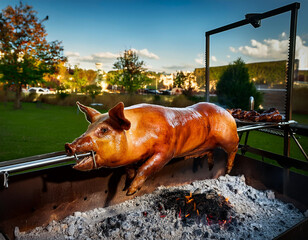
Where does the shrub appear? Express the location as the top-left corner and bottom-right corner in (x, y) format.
(216, 58), (263, 110)
(85, 84), (102, 100)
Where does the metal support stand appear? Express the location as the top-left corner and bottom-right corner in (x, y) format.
(205, 3), (302, 196)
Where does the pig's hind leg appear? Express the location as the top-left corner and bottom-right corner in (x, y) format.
(127, 153), (171, 195)
(226, 146), (238, 174)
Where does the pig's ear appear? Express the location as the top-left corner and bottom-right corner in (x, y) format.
(76, 101), (101, 123)
(108, 102), (131, 130)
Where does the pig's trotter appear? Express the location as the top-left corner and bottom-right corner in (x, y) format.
(127, 153), (170, 195)
(124, 166), (136, 191)
(226, 147), (238, 174)
(207, 151), (214, 171)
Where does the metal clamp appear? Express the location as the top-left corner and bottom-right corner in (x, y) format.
(91, 151), (97, 169)
(2, 171), (9, 188)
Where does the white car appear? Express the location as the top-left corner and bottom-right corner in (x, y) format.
(27, 87), (50, 94)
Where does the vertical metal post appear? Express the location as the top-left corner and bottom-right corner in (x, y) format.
(284, 5), (299, 158)
(283, 4), (299, 196)
(205, 33), (210, 102)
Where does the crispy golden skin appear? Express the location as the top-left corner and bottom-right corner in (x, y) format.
(65, 102), (239, 195)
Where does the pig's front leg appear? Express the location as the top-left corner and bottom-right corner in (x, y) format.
(127, 153), (171, 195)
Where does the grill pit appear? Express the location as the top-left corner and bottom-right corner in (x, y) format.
(16, 175), (304, 240)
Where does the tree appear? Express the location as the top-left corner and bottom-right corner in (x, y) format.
(174, 71), (187, 88)
(0, 2), (66, 108)
(113, 49), (151, 93)
(70, 65), (87, 92)
(216, 58), (262, 110)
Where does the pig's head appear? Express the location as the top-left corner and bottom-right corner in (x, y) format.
(65, 101), (131, 171)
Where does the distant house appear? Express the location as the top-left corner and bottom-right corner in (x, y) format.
(159, 73), (175, 89)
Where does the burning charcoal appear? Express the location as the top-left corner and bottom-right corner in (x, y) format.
(227, 225), (234, 232)
(203, 231), (209, 238)
(230, 217), (238, 226)
(226, 183), (234, 192)
(17, 176), (305, 240)
(46, 224), (53, 232)
(180, 231), (191, 240)
(287, 203), (295, 210)
(74, 211), (82, 218)
(122, 221), (131, 231)
(193, 188), (202, 195)
(174, 220), (180, 229)
(68, 224), (75, 236)
(279, 220), (285, 226)
(211, 224), (220, 233)
(193, 229), (203, 237)
(123, 232), (132, 239)
(251, 223), (261, 231)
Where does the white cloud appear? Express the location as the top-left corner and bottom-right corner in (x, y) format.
(71, 49), (159, 64)
(296, 36), (308, 70)
(163, 64), (194, 71)
(78, 52), (119, 63)
(227, 55), (231, 58)
(65, 51), (80, 57)
(229, 46), (237, 53)
(92, 52), (119, 59)
(195, 53), (203, 65)
(65, 48), (160, 70)
(211, 56), (217, 62)
(230, 34), (308, 70)
(281, 32), (287, 38)
(130, 48), (159, 60)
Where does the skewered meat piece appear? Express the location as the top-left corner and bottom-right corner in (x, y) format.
(259, 108), (281, 122)
(227, 108), (241, 115)
(228, 107), (282, 122)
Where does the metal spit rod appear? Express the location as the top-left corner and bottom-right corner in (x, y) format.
(0, 152), (91, 173)
(0, 120), (296, 188)
(0, 152), (92, 187)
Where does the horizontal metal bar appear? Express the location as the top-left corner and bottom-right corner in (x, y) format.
(237, 120), (296, 133)
(206, 19), (249, 36)
(0, 153), (89, 174)
(0, 151), (66, 168)
(237, 123), (279, 132)
(206, 2), (300, 36)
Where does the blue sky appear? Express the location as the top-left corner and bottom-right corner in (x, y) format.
(1, 0), (308, 72)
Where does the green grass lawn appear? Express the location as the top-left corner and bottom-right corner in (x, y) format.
(239, 112), (308, 162)
(0, 102), (98, 161)
(293, 113), (308, 125)
(239, 131), (308, 161)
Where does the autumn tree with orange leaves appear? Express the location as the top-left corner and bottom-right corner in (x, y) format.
(0, 2), (66, 108)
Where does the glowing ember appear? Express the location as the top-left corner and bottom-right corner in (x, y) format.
(156, 189), (232, 225)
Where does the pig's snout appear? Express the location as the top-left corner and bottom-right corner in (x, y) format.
(65, 143), (75, 156)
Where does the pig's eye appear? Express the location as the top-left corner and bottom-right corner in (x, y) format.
(101, 127), (109, 134)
